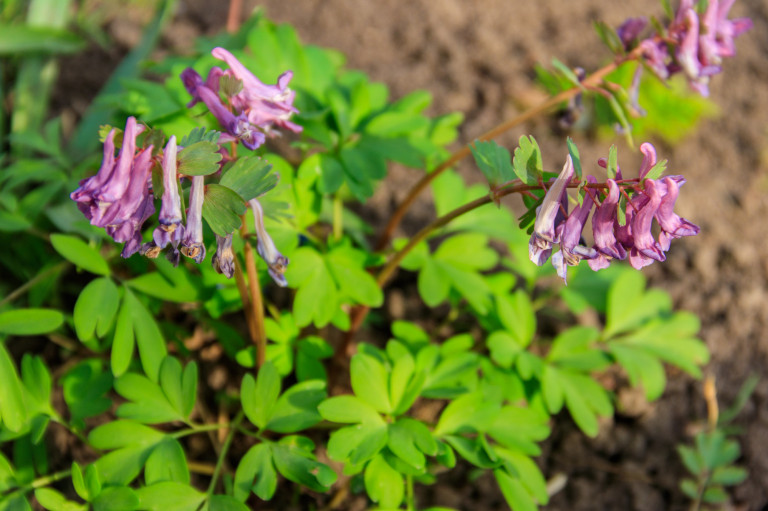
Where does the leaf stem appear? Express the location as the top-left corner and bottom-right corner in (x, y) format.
(333, 193), (343, 241)
(405, 474), (415, 511)
(3, 469), (71, 499)
(172, 422), (233, 439)
(207, 410), (244, 496)
(0, 261), (69, 308)
(374, 58), (625, 251)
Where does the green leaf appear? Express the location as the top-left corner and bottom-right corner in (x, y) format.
(0, 25), (84, 55)
(606, 145), (619, 180)
(512, 135), (543, 185)
(387, 421), (426, 470)
(208, 495), (250, 511)
(286, 247), (338, 328)
(241, 363), (280, 430)
(364, 455), (404, 509)
(122, 291), (167, 382)
(202, 184), (246, 236)
(318, 395), (383, 424)
(496, 448), (549, 505)
(470, 140), (515, 187)
(73, 278), (119, 342)
(179, 127), (220, 146)
(0, 308), (64, 336)
(271, 444), (336, 492)
(234, 443), (276, 502)
(135, 482), (205, 511)
(643, 159), (667, 182)
(84, 464), (102, 502)
(327, 423), (388, 464)
(326, 247), (383, 307)
(266, 380), (326, 433)
(91, 486), (140, 511)
(551, 58), (584, 89)
(710, 466), (747, 486)
(219, 156), (277, 202)
(145, 439), (189, 484)
(61, 360), (113, 427)
(435, 392), (500, 435)
(125, 269), (200, 304)
(593, 20), (625, 55)
(495, 469), (537, 511)
(177, 141), (223, 176)
(111, 293), (135, 377)
(351, 354), (391, 414)
(50, 234), (109, 276)
(89, 421), (164, 450)
(34, 488), (87, 511)
(566, 137), (582, 179)
(0, 342), (27, 432)
(501, 290), (536, 348)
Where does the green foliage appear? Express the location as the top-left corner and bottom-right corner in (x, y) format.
(0, 5), (724, 511)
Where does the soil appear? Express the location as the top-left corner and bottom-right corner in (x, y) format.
(52, 0), (768, 510)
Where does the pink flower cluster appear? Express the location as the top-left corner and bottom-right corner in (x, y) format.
(529, 143), (699, 283)
(624, 0), (752, 96)
(181, 47), (302, 150)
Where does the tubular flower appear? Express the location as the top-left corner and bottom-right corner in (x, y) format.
(528, 143), (699, 282)
(551, 180), (597, 284)
(250, 199), (289, 287)
(153, 136), (184, 248)
(529, 155), (574, 266)
(180, 176), (206, 264)
(212, 234), (235, 279)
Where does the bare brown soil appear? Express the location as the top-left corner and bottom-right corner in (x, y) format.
(56, 0), (768, 509)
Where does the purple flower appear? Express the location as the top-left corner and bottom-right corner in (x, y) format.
(212, 234), (235, 279)
(182, 68), (266, 150)
(590, 179), (627, 262)
(617, 17), (648, 48)
(529, 155), (573, 266)
(630, 179), (667, 266)
(656, 176), (700, 250)
(180, 176), (206, 264)
(211, 47), (302, 135)
(153, 136), (185, 248)
(551, 180), (597, 284)
(250, 199), (288, 287)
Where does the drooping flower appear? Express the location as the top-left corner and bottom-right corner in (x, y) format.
(212, 234), (235, 279)
(250, 199), (288, 287)
(180, 176), (206, 264)
(656, 176), (700, 250)
(529, 155), (574, 266)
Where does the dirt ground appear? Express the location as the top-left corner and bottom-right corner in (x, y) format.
(60, 0), (768, 509)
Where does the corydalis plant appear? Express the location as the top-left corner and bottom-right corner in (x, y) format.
(528, 142), (699, 283)
(71, 48), (297, 286)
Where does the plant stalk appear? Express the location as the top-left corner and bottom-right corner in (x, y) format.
(207, 411), (244, 496)
(374, 59), (624, 251)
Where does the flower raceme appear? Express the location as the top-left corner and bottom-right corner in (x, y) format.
(528, 143), (699, 283)
(621, 0), (751, 96)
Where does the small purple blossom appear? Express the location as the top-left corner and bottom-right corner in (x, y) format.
(153, 136), (184, 248)
(551, 179), (597, 284)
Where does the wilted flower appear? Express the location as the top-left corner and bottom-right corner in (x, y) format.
(212, 234), (235, 279)
(250, 199), (288, 287)
(551, 178), (597, 284)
